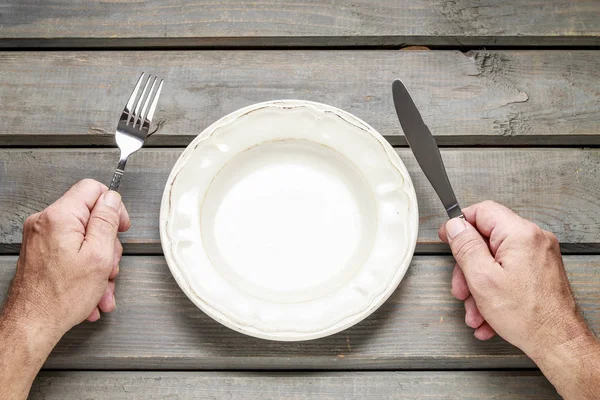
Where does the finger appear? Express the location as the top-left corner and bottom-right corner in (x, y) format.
(440, 218), (493, 253)
(474, 321), (496, 341)
(464, 295), (485, 329)
(98, 280), (116, 313)
(439, 223), (448, 243)
(87, 307), (101, 322)
(23, 212), (41, 230)
(81, 191), (122, 265)
(22, 212), (41, 241)
(110, 238), (123, 279)
(53, 179), (108, 229)
(451, 264), (470, 300)
(119, 202), (131, 232)
(462, 201), (529, 254)
(445, 217), (501, 280)
(110, 264), (120, 280)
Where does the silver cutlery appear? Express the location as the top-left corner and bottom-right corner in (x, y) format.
(392, 79), (463, 219)
(109, 73), (164, 191)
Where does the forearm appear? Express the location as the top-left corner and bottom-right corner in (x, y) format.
(530, 321), (600, 400)
(0, 300), (62, 400)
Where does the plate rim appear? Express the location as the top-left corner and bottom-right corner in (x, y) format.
(160, 99), (419, 341)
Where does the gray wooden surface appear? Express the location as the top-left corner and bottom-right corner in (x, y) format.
(29, 371), (559, 399)
(0, 1), (598, 48)
(2, 148), (599, 254)
(0, 51), (598, 146)
(1, 255), (597, 370)
(2, 1), (599, 396)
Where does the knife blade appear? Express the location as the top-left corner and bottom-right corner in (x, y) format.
(392, 79), (463, 219)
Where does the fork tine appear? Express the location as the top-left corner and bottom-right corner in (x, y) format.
(125, 73), (145, 115)
(145, 79), (164, 126)
(132, 75), (152, 127)
(139, 77), (157, 129)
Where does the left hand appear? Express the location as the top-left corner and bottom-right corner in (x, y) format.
(2, 179), (130, 338)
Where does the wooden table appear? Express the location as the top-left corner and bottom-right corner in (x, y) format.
(0, 1), (598, 398)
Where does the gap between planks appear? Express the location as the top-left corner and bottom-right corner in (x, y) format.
(2, 148), (600, 256)
(0, 255), (597, 370)
(0, 50), (598, 147)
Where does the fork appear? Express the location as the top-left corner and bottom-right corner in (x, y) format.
(109, 73), (164, 191)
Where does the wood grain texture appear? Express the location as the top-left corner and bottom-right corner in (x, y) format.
(0, 51), (598, 146)
(0, 1), (598, 47)
(0, 255), (598, 369)
(30, 371), (559, 399)
(1, 148), (600, 254)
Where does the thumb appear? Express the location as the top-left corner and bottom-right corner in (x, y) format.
(83, 191), (122, 255)
(445, 217), (498, 278)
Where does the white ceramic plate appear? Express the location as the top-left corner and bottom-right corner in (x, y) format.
(160, 100), (418, 341)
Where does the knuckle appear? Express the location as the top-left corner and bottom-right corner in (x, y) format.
(543, 230), (560, 248)
(465, 311), (480, 328)
(31, 219), (44, 235)
(546, 231), (559, 243)
(78, 178), (103, 190)
(520, 223), (545, 244)
(110, 263), (120, 279)
(115, 239), (123, 255)
(451, 285), (468, 300)
(39, 206), (63, 227)
(23, 214), (37, 231)
(80, 178), (97, 185)
(104, 303), (116, 313)
(72, 178), (107, 199)
(480, 200), (499, 209)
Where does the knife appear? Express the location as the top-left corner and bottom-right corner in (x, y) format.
(392, 79), (463, 219)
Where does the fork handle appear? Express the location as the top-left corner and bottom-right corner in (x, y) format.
(109, 158), (128, 192)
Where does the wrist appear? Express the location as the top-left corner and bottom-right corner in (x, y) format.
(528, 315), (599, 383)
(0, 300), (64, 400)
(1, 295), (65, 352)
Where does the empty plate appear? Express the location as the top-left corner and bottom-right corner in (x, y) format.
(160, 100), (418, 341)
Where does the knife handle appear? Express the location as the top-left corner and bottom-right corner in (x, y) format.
(447, 204), (464, 220)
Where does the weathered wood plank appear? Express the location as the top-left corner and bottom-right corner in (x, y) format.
(0, 51), (598, 146)
(1, 255), (597, 369)
(30, 371), (559, 399)
(1, 1), (598, 48)
(1, 148), (599, 254)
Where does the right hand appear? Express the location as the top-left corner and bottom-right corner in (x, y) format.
(438, 201), (595, 361)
